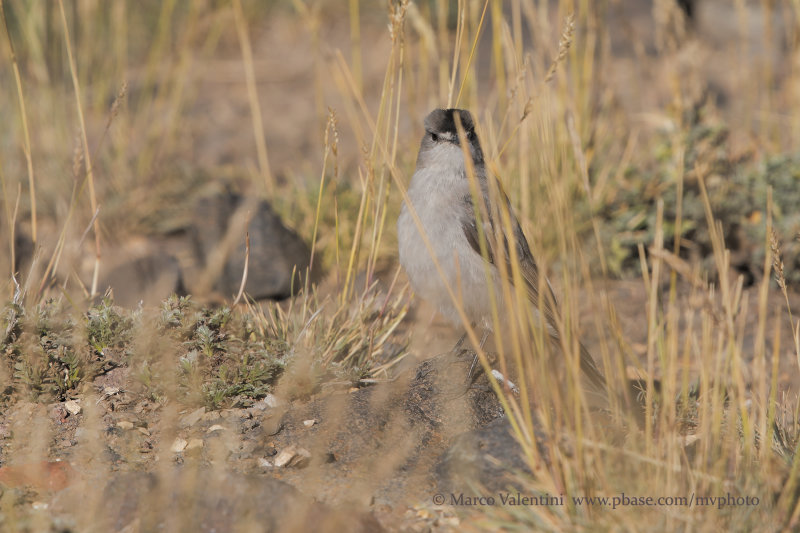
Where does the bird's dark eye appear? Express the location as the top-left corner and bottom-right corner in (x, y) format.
(430, 132), (439, 142)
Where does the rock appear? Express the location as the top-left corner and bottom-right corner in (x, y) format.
(179, 407), (206, 428)
(272, 445), (311, 468)
(303, 419), (316, 427)
(206, 424), (225, 434)
(64, 400), (81, 416)
(273, 446), (298, 468)
(263, 352), (505, 503)
(116, 421), (134, 430)
(402, 353), (505, 431)
(171, 438), (188, 453)
(96, 245), (185, 308)
(435, 416), (545, 496)
(191, 192), (311, 300)
(288, 447), (312, 468)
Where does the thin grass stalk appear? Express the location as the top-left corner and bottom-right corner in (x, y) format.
(490, 0), (506, 106)
(58, 0), (101, 298)
(645, 199), (665, 454)
(366, 2), (407, 287)
(309, 110), (339, 276)
(454, 0), (489, 107)
(446, 0), (466, 107)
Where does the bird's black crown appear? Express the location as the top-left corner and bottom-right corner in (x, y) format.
(424, 108), (476, 136)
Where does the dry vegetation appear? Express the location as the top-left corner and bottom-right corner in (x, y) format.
(1, 0), (800, 531)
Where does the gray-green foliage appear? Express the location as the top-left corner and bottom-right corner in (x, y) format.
(595, 119), (800, 284)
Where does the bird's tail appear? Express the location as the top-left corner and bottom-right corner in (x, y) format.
(579, 341), (607, 391)
(576, 340), (644, 424)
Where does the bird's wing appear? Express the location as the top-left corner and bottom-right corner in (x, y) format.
(459, 186), (559, 331)
(460, 183), (607, 391)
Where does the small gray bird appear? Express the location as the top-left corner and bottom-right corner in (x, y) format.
(397, 108), (608, 396)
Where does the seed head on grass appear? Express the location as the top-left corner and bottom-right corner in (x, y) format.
(771, 227), (800, 375)
(388, 0), (409, 43)
(771, 228), (787, 291)
(106, 81), (128, 130)
(324, 107), (340, 179)
(72, 133), (84, 181)
(543, 13), (575, 83)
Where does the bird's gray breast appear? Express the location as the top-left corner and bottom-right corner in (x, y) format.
(397, 167), (496, 325)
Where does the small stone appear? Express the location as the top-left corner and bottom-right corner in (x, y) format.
(288, 447), (311, 468)
(64, 400), (81, 416)
(303, 419), (316, 427)
(179, 407), (206, 428)
(103, 386), (120, 397)
(32, 501), (48, 510)
(116, 421), (134, 430)
(137, 427), (151, 436)
(186, 438), (204, 451)
(257, 458), (273, 468)
(273, 446), (297, 468)
(207, 424), (225, 434)
(171, 437), (188, 453)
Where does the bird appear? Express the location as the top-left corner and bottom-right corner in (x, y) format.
(397, 108), (609, 402)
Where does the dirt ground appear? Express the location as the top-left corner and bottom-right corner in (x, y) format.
(2, 273), (799, 530)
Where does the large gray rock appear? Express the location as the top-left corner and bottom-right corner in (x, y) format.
(192, 192), (311, 300)
(98, 251), (185, 307)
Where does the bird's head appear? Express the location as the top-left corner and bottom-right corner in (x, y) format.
(416, 108), (484, 171)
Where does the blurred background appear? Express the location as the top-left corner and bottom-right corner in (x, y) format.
(2, 0), (798, 298)
(2, 0), (800, 531)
